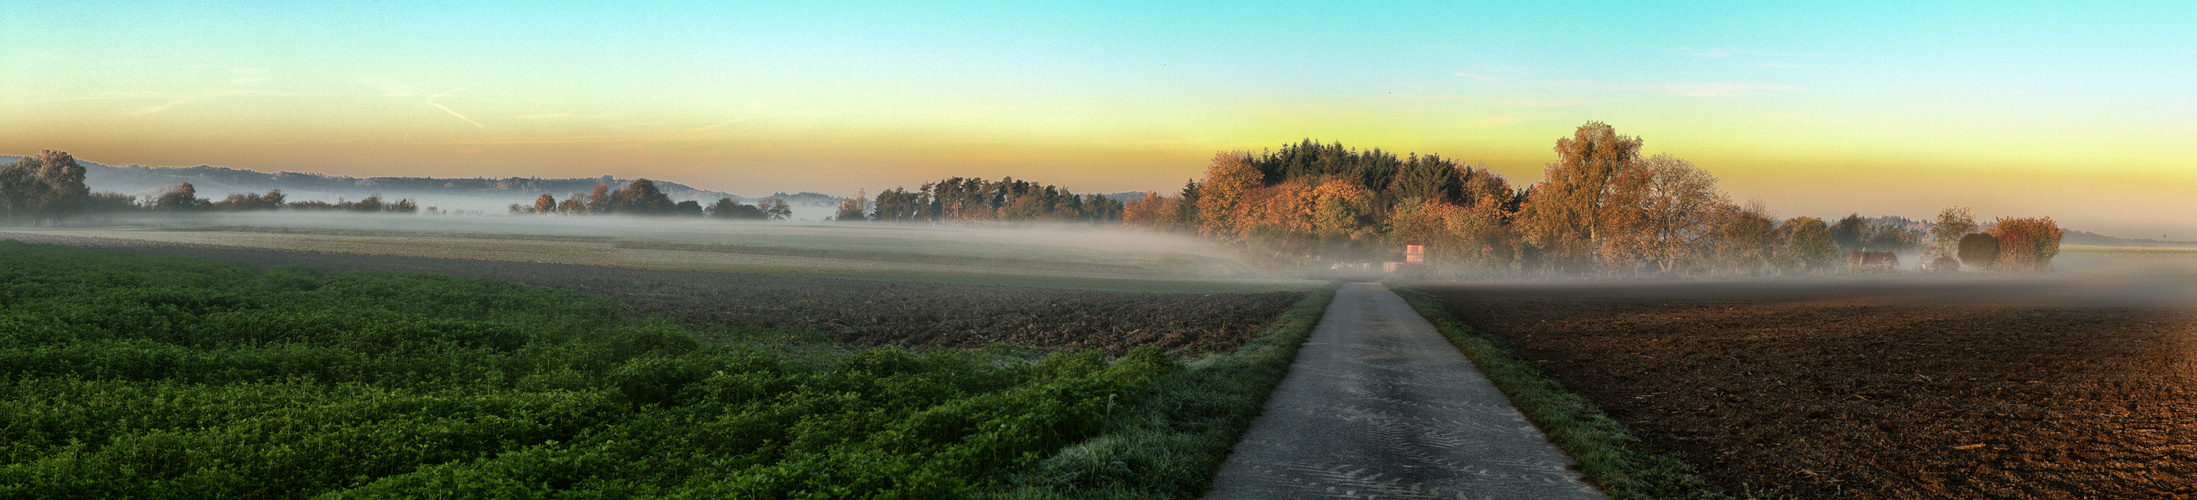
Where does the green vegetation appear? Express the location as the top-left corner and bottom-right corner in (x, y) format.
(1386, 283), (1730, 500)
(0, 241), (1195, 498)
(984, 284), (1336, 499)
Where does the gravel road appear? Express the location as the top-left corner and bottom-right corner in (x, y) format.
(1205, 282), (1603, 499)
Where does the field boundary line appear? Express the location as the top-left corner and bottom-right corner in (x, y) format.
(979, 283), (1341, 499)
(1386, 283), (1740, 500)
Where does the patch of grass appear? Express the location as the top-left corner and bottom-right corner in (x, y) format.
(1387, 283), (1733, 500)
(980, 284), (1340, 499)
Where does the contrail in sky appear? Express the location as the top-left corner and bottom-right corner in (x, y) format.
(425, 89), (486, 129)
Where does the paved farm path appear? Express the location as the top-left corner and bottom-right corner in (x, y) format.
(1205, 282), (1604, 499)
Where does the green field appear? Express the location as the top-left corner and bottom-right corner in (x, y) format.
(14, 212), (1320, 293)
(0, 242), (1334, 498)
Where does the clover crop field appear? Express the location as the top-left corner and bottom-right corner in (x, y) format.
(0, 242), (1205, 498)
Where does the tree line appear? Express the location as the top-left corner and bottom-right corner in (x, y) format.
(837, 176), (1126, 223)
(1124, 122), (2064, 275)
(4, 151), (443, 218)
(144, 182), (424, 213)
(6, 139), (2068, 273)
(507, 178), (794, 220)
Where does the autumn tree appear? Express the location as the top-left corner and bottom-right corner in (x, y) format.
(556, 193), (588, 214)
(1122, 192), (1174, 227)
(760, 198), (792, 220)
(2, 150), (91, 224)
(833, 189), (869, 222)
(1930, 207), (1978, 257)
(211, 190), (286, 211)
(1866, 220), (1921, 252)
(1389, 197), (1511, 267)
(1596, 154), (1726, 273)
(1311, 179), (1375, 240)
(609, 179), (676, 214)
(1776, 216), (1841, 274)
(708, 198), (766, 219)
(1712, 202), (1779, 275)
(1991, 217), (2064, 271)
(1196, 152), (1261, 237)
(1521, 122), (1643, 270)
(0, 161), (30, 223)
(1460, 166), (1518, 216)
(152, 182), (207, 211)
(585, 185), (612, 213)
(533, 194), (556, 214)
(1823, 214), (1866, 252)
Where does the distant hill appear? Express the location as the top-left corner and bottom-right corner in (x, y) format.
(1103, 191), (1148, 204)
(2062, 230), (2197, 249)
(0, 155), (825, 210)
(766, 191), (845, 207)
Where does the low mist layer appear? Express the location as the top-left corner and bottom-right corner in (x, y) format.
(15, 211), (1314, 292)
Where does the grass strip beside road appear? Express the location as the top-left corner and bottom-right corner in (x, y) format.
(985, 284), (1340, 499)
(1387, 283), (1733, 500)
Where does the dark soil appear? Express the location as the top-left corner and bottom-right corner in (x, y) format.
(1420, 278), (2197, 500)
(6, 233), (1302, 355)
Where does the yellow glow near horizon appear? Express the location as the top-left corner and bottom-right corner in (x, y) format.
(4, 2), (2193, 238)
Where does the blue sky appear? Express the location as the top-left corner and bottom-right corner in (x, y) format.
(5, 1), (2193, 236)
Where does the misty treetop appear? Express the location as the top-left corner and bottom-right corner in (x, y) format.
(706, 196), (793, 220)
(852, 176), (1126, 223)
(1, 150), (93, 225)
(139, 182), (421, 213)
(82, 161), (740, 204)
(509, 178), (792, 220)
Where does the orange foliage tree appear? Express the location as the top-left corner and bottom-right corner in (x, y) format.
(1597, 154), (1727, 273)
(1990, 217), (2064, 271)
(1311, 179), (1375, 239)
(1196, 152), (1261, 238)
(532, 194), (556, 214)
(1520, 122), (1644, 271)
(1122, 191), (1175, 227)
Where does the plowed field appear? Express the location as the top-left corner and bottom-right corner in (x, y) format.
(1421, 277), (2197, 499)
(8, 233), (1303, 355)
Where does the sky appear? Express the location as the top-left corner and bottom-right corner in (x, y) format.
(4, 1), (2193, 238)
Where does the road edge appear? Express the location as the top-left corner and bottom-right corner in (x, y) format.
(980, 283), (1341, 499)
(1386, 282), (1735, 500)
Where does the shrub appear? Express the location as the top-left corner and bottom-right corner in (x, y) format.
(1991, 217), (2064, 271)
(1958, 233), (1999, 269)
